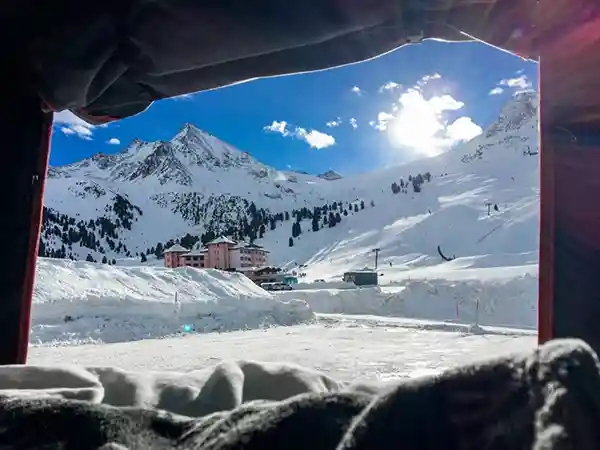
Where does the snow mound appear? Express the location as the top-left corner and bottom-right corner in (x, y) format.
(32, 258), (314, 345)
(277, 273), (537, 329)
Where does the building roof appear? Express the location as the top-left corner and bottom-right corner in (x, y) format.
(245, 243), (268, 251)
(206, 236), (236, 246)
(163, 244), (189, 253)
(181, 249), (208, 256)
(345, 270), (377, 275)
(230, 243), (270, 253)
(237, 265), (279, 273)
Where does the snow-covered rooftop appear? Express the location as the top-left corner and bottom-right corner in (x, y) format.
(181, 249), (208, 256)
(206, 236), (236, 245)
(231, 242), (269, 252)
(163, 244), (189, 253)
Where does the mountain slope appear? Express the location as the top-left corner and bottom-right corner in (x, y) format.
(261, 91), (539, 278)
(43, 92), (539, 279)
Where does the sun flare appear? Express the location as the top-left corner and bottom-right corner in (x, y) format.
(374, 75), (482, 159)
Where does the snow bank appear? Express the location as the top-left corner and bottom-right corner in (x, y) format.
(32, 258), (314, 345)
(293, 281), (357, 291)
(277, 274), (537, 329)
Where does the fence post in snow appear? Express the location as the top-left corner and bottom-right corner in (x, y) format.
(174, 291), (181, 315)
(475, 298), (480, 327)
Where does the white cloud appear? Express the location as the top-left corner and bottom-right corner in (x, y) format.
(349, 118), (358, 130)
(428, 95), (464, 113)
(54, 111), (95, 140)
(107, 138), (121, 145)
(263, 121), (335, 149)
(370, 75), (482, 156)
(351, 86), (363, 95)
(379, 82), (401, 93)
(488, 73), (533, 97)
(326, 118), (342, 128)
(263, 120), (290, 136)
(295, 128), (336, 149)
(416, 73), (441, 88)
(372, 112), (394, 131)
(499, 75), (533, 92)
(446, 117), (483, 142)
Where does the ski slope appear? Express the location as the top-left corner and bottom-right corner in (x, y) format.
(258, 92), (539, 279)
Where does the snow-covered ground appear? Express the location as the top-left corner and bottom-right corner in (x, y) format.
(29, 314), (536, 382)
(31, 258), (313, 345)
(280, 278), (537, 329)
(30, 256), (537, 346)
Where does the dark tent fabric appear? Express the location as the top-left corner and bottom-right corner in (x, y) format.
(1, 0), (600, 363)
(0, 339), (599, 449)
(7, 0), (539, 122)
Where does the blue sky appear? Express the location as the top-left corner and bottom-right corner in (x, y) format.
(51, 40), (538, 175)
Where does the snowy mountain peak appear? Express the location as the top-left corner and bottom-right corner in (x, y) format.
(485, 90), (538, 138)
(172, 122), (204, 141)
(49, 123), (277, 186)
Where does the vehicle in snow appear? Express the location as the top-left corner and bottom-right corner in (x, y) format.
(261, 282), (293, 291)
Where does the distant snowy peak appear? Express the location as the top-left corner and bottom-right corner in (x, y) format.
(170, 123), (259, 170)
(485, 91), (538, 138)
(317, 170), (343, 181)
(48, 123), (272, 186)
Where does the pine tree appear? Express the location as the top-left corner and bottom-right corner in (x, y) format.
(141, 252), (147, 263)
(102, 255), (108, 264)
(312, 215), (320, 232)
(328, 211), (336, 228)
(360, 200), (365, 210)
(154, 242), (164, 259)
(86, 254), (94, 262)
(412, 178), (422, 193)
(288, 237), (294, 247)
(112, 259), (116, 265)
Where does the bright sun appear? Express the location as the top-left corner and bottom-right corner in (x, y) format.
(374, 75), (482, 159)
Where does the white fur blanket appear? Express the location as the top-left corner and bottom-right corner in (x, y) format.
(0, 339), (598, 449)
